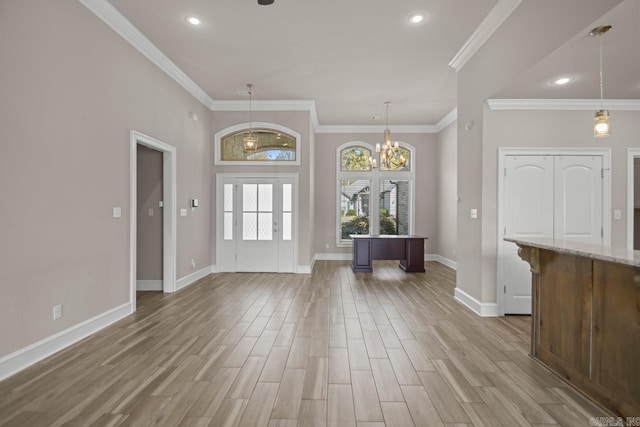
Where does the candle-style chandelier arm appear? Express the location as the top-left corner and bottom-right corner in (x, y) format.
(368, 101), (407, 169)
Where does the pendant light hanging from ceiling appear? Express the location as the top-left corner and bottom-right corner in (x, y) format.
(372, 102), (406, 169)
(590, 25), (612, 138)
(243, 83), (258, 152)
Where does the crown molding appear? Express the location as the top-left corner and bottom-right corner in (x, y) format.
(449, 0), (523, 72)
(434, 108), (457, 131)
(309, 102), (320, 131)
(211, 100), (321, 131)
(79, 0), (460, 132)
(79, 0), (215, 109)
(486, 99), (640, 111)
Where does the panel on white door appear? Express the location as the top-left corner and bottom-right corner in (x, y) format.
(237, 181), (279, 272)
(554, 156), (602, 244)
(503, 156), (554, 314)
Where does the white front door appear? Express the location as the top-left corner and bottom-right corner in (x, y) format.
(502, 155), (603, 314)
(218, 175), (296, 273)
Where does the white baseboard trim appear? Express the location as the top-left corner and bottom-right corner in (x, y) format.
(0, 302), (133, 382)
(297, 265), (312, 274)
(176, 265), (214, 291)
(136, 280), (163, 291)
(425, 254), (457, 270)
(314, 253), (352, 261)
(296, 256), (315, 274)
(454, 287), (499, 317)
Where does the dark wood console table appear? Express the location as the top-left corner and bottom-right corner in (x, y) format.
(351, 235), (427, 273)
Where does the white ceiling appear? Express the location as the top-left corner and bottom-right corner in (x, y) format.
(105, 0), (639, 126)
(495, 0), (640, 101)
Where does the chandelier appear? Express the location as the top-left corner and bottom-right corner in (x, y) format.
(590, 25), (612, 138)
(243, 83), (258, 151)
(371, 102), (407, 169)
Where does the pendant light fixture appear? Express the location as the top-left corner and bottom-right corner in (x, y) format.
(590, 25), (612, 138)
(243, 83), (258, 152)
(371, 102), (406, 169)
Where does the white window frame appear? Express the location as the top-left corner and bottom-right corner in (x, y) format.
(336, 141), (415, 247)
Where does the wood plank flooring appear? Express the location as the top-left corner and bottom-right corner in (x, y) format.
(0, 261), (609, 426)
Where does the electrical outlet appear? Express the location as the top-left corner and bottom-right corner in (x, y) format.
(53, 304), (62, 320)
(191, 259), (196, 269)
(325, 243), (330, 249)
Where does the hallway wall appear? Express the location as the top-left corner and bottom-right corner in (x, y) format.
(0, 0), (211, 359)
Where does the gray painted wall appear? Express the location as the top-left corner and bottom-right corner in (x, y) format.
(455, 0), (622, 303)
(210, 110), (313, 267)
(436, 121), (457, 263)
(481, 108), (640, 302)
(0, 0), (211, 357)
(313, 132), (439, 255)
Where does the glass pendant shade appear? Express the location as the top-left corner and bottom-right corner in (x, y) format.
(590, 25), (612, 140)
(243, 134), (258, 151)
(593, 110), (610, 138)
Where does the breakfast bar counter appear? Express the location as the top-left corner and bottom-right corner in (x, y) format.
(505, 237), (640, 418)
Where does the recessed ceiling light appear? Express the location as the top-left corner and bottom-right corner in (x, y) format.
(185, 15), (204, 27)
(408, 13), (426, 24)
(371, 115), (382, 121)
(552, 76), (573, 86)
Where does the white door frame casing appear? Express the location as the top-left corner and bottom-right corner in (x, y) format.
(496, 147), (612, 316)
(216, 173), (299, 273)
(130, 131), (177, 309)
(627, 149), (640, 250)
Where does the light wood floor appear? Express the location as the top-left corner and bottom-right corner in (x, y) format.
(0, 261), (608, 426)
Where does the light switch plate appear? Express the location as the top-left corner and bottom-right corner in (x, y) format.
(181, 209), (188, 217)
(113, 207), (121, 218)
(148, 208), (154, 217)
(470, 208), (478, 219)
(53, 304), (62, 320)
(614, 209), (622, 220)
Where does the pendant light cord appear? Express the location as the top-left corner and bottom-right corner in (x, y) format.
(385, 102), (389, 131)
(248, 83), (254, 136)
(599, 34), (604, 110)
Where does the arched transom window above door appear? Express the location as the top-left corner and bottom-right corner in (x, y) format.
(214, 122), (301, 166)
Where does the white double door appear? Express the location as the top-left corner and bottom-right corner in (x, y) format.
(501, 155), (604, 314)
(218, 175), (296, 273)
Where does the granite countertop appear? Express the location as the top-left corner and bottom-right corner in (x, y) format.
(504, 236), (640, 267)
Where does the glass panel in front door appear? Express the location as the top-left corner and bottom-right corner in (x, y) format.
(242, 183), (274, 241)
